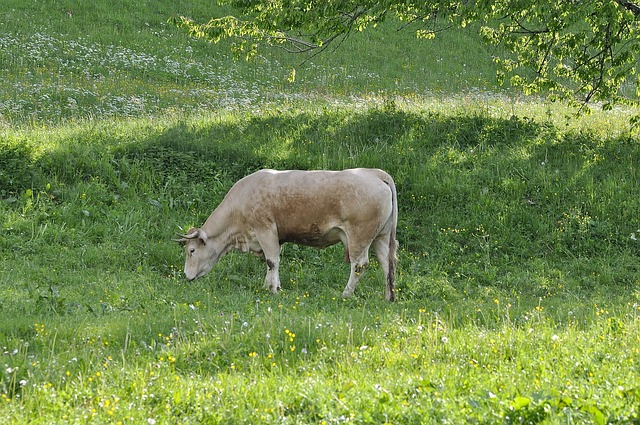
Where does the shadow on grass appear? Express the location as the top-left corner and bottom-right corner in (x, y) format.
(2, 107), (639, 318)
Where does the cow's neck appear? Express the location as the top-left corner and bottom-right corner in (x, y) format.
(200, 206), (242, 253)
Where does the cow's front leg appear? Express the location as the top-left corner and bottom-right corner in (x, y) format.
(342, 252), (370, 299)
(264, 257), (281, 294)
(255, 230), (282, 294)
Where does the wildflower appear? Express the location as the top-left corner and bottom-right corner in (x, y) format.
(248, 352), (258, 358)
(285, 329), (296, 342)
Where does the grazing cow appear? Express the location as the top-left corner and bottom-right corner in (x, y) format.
(177, 168), (398, 301)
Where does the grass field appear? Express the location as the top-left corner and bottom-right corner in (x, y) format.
(1, 1), (640, 423)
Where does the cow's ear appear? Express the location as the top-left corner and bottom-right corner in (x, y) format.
(188, 228), (208, 245)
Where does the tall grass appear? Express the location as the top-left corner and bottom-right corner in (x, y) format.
(1, 1), (639, 423)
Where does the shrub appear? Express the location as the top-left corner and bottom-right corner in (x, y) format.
(0, 138), (35, 196)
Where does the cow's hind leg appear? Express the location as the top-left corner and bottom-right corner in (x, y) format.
(373, 234), (395, 302)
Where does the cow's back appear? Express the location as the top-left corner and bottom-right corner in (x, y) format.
(232, 169), (393, 247)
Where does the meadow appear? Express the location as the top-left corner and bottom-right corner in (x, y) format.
(1, 1), (640, 423)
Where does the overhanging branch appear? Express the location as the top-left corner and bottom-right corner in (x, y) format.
(615, 0), (640, 15)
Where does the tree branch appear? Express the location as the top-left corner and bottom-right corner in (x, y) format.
(615, 0), (640, 16)
(510, 15), (549, 35)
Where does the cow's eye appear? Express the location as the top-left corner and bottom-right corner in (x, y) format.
(189, 247), (196, 255)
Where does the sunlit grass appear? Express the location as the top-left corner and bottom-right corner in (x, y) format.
(2, 298), (639, 423)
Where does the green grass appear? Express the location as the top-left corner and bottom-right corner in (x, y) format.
(2, 1), (640, 424)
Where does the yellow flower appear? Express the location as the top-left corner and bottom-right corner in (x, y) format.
(285, 329), (296, 342)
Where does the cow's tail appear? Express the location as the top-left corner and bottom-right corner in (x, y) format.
(384, 172), (398, 302)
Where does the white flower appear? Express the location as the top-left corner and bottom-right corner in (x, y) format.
(551, 334), (560, 342)
(147, 419), (156, 425)
(19, 380), (27, 387)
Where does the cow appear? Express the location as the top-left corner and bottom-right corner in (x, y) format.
(176, 168), (398, 301)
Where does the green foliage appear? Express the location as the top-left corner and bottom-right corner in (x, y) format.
(175, 0), (640, 112)
(480, 0), (640, 108)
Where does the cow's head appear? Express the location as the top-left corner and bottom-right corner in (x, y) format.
(176, 227), (219, 280)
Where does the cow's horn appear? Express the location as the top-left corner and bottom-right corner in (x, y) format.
(173, 227), (199, 242)
(173, 234), (188, 243)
